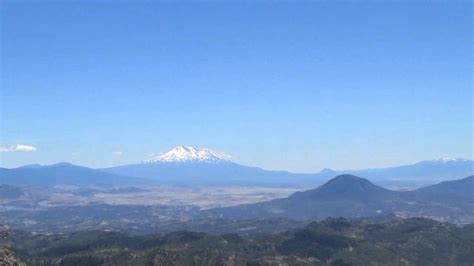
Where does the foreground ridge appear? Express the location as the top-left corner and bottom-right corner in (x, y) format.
(6, 217), (473, 266)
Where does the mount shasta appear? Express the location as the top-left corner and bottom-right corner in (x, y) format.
(1, 145), (473, 187)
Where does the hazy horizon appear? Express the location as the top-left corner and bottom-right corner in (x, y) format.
(1, 144), (472, 174)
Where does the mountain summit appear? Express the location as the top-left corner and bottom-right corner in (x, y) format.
(104, 145), (315, 186)
(144, 145), (230, 163)
(291, 174), (397, 202)
(207, 174), (474, 221)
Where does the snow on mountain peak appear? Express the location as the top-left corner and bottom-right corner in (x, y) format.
(421, 157), (470, 164)
(435, 157), (468, 163)
(144, 145), (231, 163)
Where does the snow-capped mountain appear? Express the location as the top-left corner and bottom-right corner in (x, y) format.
(144, 145), (230, 163)
(3, 151), (472, 187)
(100, 147), (473, 187)
(102, 145), (315, 186)
(426, 157), (469, 163)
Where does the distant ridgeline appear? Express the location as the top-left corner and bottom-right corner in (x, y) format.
(1, 146), (473, 187)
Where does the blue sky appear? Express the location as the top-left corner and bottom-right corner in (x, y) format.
(1, 1), (472, 172)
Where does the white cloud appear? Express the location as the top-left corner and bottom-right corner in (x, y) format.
(0, 144), (38, 152)
(113, 151), (123, 156)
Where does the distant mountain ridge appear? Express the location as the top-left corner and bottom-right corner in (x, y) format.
(413, 175), (474, 202)
(319, 158), (473, 185)
(103, 146), (473, 186)
(103, 160), (315, 186)
(0, 162), (150, 186)
(1, 145), (472, 187)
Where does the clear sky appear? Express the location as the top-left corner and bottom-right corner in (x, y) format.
(1, 1), (472, 172)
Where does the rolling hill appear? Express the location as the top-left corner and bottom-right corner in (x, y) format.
(414, 175), (474, 199)
(7, 217), (474, 266)
(206, 175), (474, 222)
(320, 158), (474, 187)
